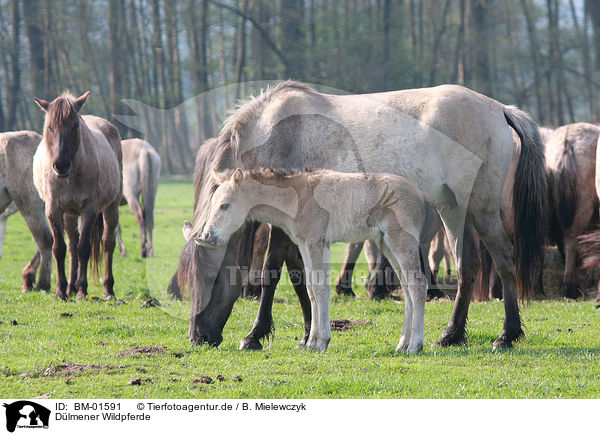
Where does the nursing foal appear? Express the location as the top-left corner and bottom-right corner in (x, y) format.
(197, 168), (440, 353)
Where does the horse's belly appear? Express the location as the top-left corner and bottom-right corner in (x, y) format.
(331, 224), (379, 245)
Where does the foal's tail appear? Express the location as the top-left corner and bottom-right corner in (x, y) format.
(90, 213), (104, 281)
(503, 106), (548, 300)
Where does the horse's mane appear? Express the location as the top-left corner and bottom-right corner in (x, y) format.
(213, 167), (319, 185)
(191, 81), (319, 236)
(216, 80), (318, 159)
(46, 92), (78, 128)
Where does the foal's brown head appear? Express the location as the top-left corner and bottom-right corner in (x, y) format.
(34, 91), (90, 178)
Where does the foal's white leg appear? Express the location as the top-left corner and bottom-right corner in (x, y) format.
(383, 232), (427, 354)
(300, 242), (332, 352)
(398, 280), (413, 351)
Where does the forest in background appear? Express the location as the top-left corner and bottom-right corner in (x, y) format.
(1, 0), (599, 173)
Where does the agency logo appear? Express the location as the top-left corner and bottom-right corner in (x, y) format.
(3, 401), (50, 433)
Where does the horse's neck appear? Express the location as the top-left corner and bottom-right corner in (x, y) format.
(247, 205), (293, 234)
(244, 178), (301, 234)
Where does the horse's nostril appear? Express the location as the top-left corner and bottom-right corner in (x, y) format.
(203, 231), (211, 240)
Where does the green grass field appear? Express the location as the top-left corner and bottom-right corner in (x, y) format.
(1, 179), (600, 399)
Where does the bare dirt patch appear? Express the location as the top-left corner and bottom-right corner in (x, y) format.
(40, 363), (121, 378)
(192, 376), (213, 384)
(330, 319), (371, 331)
(118, 345), (167, 356)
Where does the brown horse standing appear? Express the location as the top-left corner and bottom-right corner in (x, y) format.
(32, 92), (123, 300)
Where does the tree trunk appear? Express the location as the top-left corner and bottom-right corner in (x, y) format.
(520, 0), (546, 124)
(235, 0), (248, 99)
(470, 0), (491, 95)
(279, 0), (305, 79)
(7, 0), (21, 130)
(22, 0), (45, 98)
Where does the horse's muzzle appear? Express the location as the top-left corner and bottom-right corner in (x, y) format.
(52, 163), (71, 178)
(194, 230), (221, 248)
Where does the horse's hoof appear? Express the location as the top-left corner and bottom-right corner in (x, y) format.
(427, 288), (445, 300)
(104, 293), (116, 301)
(334, 284), (356, 297)
(36, 282), (51, 292)
(76, 291), (87, 300)
(239, 338), (263, 351)
(55, 291), (68, 301)
(492, 338), (513, 352)
(21, 286), (33, 294)
(564, 282), (582, 299)
(406, 343), (424, 354)
(306, 338), (330, 352)
(435, 330), (466, 347)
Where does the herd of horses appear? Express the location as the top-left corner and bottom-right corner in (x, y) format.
(2, 81), (600, 354)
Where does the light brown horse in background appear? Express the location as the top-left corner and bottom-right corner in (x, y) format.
(33, 92), (122, 300)
(546, 123), (599, 299)
(577, 130), (600, 302)
(0, 131), (53, 291)
(115, 138), (161, 258)
(478, 124), (600, 300)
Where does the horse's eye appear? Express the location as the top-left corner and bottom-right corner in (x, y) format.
(220, 203), (231, 210)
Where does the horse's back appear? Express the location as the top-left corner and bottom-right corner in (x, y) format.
(82, 115), (123, 170)
(0, 131), (44, 211)
(81, 115), (123, 206)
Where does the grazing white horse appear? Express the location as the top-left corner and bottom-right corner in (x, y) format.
(198, 168), (442, 353)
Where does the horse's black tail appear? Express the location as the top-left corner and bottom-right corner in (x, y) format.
(90, 213), (104, 281)
(503, 106), (548, 301)
(549, 128), (578, 231)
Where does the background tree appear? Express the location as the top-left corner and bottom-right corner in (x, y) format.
(0, 0), (598, 173)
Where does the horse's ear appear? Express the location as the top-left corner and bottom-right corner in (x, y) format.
(182, 220), (193, 241)
(33, 97), (49, 112)
(74, 91), (90, 112)
(232, 168), (243, 188)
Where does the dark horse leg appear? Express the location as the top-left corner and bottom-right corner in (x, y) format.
(74, 210), (99, 299)
(64, 214), (79, 298)
(102, 201), (119, 298)
(242, 223), (270, 298)
(436, 223), (480, 347)
(47, 210), (68, 300)
(365, 246), (394, 300)
(451, 215), (524, 350)
(562, 235), (582, 299)
(283, 239), (311, 347)
(334, 242), (363, 297)
(240, 226), (311, 350)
